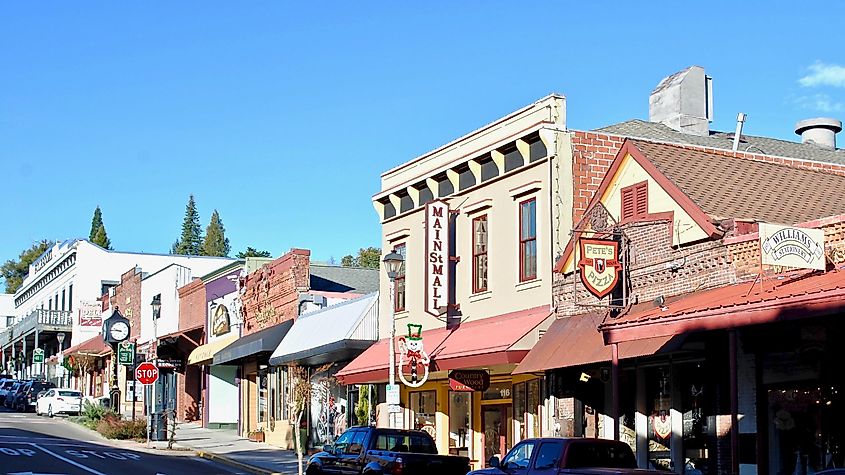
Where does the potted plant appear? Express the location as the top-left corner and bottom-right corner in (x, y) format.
(247, 427), (265, 443)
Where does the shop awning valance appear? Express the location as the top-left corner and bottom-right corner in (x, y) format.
(213, 320), (293, 366)
(63, 334), (111, 357)
(187, 334), (239, 365)
(336, 305), (551, 385)
(513, 313), (677, 374)
(600, 265), (845, 344)
(269, 292), (378, 367)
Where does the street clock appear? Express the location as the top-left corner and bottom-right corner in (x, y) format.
(103, 308), (131, 344)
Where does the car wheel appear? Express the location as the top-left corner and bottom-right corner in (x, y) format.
(35, 405), (40, 416)
(48, 405), (53, 418)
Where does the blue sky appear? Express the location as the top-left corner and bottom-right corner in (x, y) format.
(2, 2), (844, 273)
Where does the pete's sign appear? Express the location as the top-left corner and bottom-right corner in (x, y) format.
(578, 238), (621, 299)
(425, 200), (450, 316)
(760, 223), (825, 271)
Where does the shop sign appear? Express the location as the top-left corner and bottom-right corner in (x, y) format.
(578, 238), (621, 299)
(117, 342), (135, 366)
(449, 370), (490, 392)
(156, 358), (182, 369)
(32, 348), (44, 364)
(79, 302), (103, 327)
(425, 200), (450, 317)
(212, 304), (231, 336)
(386, 384), (400, 405)
(760, 223), (825, 271)
(481, 381), (513, 401)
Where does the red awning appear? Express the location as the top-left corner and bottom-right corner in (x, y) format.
(513, 313), (677, 374)
(601, 266), (845, 343)
(336, 306), (551, 385)
(62, 335), (111, 357)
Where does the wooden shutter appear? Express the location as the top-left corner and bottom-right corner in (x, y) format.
(621, 187), (635, 220)
(635, 182), (648, 217)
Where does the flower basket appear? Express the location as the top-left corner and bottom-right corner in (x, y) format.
(248, 430), (265, 443)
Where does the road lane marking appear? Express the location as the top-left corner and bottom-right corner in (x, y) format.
(28, 443), (106, 475)
(0, 447), (36, 456)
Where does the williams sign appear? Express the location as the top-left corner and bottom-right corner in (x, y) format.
(760, 223), (825, 271)
(578, 238), (621, 299)
(425, 200), (450, 317)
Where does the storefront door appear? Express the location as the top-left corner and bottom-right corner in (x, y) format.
(483, 405), (510, 465)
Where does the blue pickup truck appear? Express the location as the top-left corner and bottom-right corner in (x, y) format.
(470, 438), (664, 475)
(306, 426), (470, 475)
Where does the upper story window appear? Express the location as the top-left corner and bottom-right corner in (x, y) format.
(519, 199), (537, 282)
(397, 192), (414, 214)
(473, 215), (489, 293)
(435, 174), (454, 198)
(383, 199), (397, 220)
(393, 243), (406, 312)
(527, 135), (547, 162)
(417, 184), (434, 206)
(457, 165), (476, 191)
(621, 181), (648, 221)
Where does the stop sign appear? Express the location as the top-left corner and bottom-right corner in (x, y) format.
(135, 362), (159, 385)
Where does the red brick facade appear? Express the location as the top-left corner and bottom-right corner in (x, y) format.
(178, 279), (206, 332)
(570, 131), (625, 226)
(240, 248), (310, 335)
(110, 267), (143, 341)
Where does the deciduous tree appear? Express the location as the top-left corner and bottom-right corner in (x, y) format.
(236, 247), (272, 258)
(340, 247), (381, 268)
(1, 240), (53, 293)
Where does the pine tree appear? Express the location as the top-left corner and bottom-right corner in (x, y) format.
(88, 206), (112, 249)
(91, 224), (112, 250)
(173, 195), (203, 255)
(201, 210), (230, 257)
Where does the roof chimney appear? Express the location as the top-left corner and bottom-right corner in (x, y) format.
(794, 117), (842, 149)
(649, 66), (713, 137)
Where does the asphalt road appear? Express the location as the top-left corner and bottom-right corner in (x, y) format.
(0, 408), (246, 475)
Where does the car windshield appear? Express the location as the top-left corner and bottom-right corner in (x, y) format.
(58, 391), (82, 397)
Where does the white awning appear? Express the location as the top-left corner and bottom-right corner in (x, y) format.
(187, 334), (238, 365)
(269, 292), (378, 366)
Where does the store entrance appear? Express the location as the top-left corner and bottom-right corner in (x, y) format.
(482, 404), (510, 465)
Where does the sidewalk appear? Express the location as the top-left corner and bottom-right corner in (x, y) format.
(154, 422), (303, 475)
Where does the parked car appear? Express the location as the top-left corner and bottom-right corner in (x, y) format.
(307, 426), (471, 475)
(4, 381), (25, 409)
(15, 380), (56, 412)
(470, 438), (664, 475)
(36, 388), (84, 417)
(0, 379), (17, 404)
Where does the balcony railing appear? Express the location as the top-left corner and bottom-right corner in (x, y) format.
(10, 309), (73, 339)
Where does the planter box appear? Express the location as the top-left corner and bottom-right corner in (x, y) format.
(248, 432), (265, 443)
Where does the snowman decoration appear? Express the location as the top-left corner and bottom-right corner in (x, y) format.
(397, 323), (430, 387)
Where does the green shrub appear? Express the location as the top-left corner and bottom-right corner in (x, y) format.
(73, 401), (116, 430)
(95, 413), (147, 440)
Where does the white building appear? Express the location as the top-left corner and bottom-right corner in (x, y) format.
(1, 239), (234, 378)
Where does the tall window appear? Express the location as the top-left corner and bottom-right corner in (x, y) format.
(68, 284), (73, 312)
(621, 181), (648, 221)
(394, 244), (406, 312)
(61, 289), (66, 311)
(519, 199), (537, 282)
(473, 215), (489, 293)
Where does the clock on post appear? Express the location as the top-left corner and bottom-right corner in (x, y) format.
(102, 307), (131, 409)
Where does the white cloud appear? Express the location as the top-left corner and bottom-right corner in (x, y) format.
(799, 62), (845, 87)
(793, 93), (844, 113)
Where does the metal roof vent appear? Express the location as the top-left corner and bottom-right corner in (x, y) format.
(794, 117), (842, 149)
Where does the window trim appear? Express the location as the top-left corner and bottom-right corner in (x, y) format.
(393, 243), (406, 312)
(472, 215), (489, 294)
(519, 198), (537, 282)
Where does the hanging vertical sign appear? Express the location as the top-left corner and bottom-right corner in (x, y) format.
(425, 199), (450, 317)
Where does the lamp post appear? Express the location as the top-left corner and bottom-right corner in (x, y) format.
(56, 332), (65, 387)
(383, 251), (404, 428)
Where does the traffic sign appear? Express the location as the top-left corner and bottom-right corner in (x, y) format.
(118, 341), (135, 366)
(135, 362), (159, 385)
(32, 348), (44, 364)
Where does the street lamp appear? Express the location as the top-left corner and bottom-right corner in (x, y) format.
(383, 251), (404, 428)
(57, 333), (65, 387)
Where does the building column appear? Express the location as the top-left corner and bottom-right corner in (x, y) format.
(34, 329), (40, 378)
(635, 367), (647, 468)
(611, 343), (620, 441)
(22, 336), (27, 379)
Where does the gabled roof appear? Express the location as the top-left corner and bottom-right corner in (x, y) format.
(598, 119), (845, 166)
(633, 140), (845, 224)
(309, 264), (379, 294)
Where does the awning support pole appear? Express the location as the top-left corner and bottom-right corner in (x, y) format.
(729, 329), (739, 475)
(611, 342), (620, 441)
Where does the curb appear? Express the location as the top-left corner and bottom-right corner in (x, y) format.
(195, 450), (287, 475)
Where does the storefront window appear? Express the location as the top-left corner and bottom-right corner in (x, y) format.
(645, 366), (672, 471)
(410, 391), (437, 440)
(257, 367), (268, 424)
(678, 362), (712, 475)
(514, 382), (527, 442)
(449, 392), (471, 457)
(513, 379), (541, 443)
(527, 379), (541, 438)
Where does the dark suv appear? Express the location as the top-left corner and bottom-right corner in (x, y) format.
(0, 379), (17, 404)
(4, 382), (25, 409)
(16, 380), (56, 412)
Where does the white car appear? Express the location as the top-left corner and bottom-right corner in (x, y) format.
(35, 388), (83, 417)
